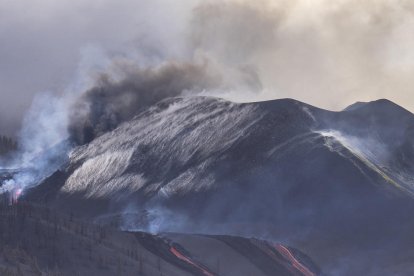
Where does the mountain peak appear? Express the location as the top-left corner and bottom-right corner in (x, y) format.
(344, 98), (411, 115)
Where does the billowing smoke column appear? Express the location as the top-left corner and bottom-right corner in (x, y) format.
(68, 61), (224, 145)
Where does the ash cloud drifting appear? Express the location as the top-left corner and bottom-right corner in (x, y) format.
(68, 56), (265, 144)
(188, 0), (414, 109)
(66, 0), (414, 143)
(3, 0), (414, 136)
(65, 0), (282, 144)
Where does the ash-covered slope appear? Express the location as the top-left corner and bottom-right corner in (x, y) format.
(64, 96), (321, 198)
(52, 96), (414, 206)
(27, 96), (414, 275)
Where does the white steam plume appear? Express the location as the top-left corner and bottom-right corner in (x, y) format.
(0, 46), (110, 195)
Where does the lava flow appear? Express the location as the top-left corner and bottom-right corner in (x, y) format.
(169, 246), (215, 276)
(273, 244), (315, 276)
(10, 188), (23, 205)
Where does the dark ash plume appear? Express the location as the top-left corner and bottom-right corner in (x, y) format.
(69, 61), (223, 144)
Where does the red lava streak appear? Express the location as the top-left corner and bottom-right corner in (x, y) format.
(170, 246), (214, 276)
(10, 188), (23, 205)
(274, 244), (315, 276)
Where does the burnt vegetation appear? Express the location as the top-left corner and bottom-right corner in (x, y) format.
(0, 196), (321, 276)
(0, 197), (161, 276)
(0, 136), (17, 157)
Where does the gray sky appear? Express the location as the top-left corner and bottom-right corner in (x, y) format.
(2, 0), (414, 135)
(0, 0), (194, 135)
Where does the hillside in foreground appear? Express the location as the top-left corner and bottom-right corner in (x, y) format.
(0, 197), (321, 276)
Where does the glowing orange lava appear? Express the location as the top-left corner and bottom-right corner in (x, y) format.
(274, 244), (315, 276)
(170, 246), (214, 276)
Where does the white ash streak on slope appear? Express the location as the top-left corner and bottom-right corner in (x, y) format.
(64, 97), (260, 198)
(316, 130), (414, 196)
